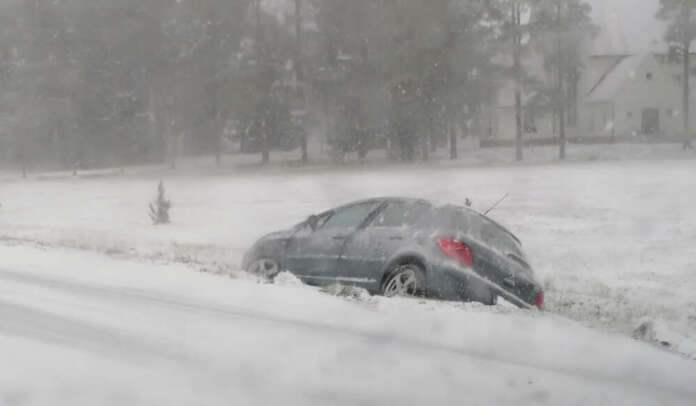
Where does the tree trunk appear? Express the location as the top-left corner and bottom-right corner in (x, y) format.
(431, 125), (438, 153)
(568, 67), (579, 126)
(430, 115), (438, 153)
(19, 148), (27, 179)
(557, 2), (567, 160)
(149, 85), (167, 164)
(295, 0), (308, 163)
(683, 42), (692, 149)
(449, 118), (458, 160)
(513, 4), (523, 162)
(261, 118), (270, 165)
(611, 103), (616, 142)
(167, 124), (176, 170)
(256, 0), (271, 165)
(321, 91), (330, 155)
(559, 104), (566, 159)
(515, 90), (523, 159)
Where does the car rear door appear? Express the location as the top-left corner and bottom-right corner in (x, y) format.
(337, 201), (432, 291)
(285, 201), (381, 286)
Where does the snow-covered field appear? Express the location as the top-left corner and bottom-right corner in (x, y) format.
(1, 153), (696, 403)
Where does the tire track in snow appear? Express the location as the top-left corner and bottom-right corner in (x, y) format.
(0, 300), (193, 365)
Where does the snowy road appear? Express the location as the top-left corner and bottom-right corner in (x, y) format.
(1, 245), (695, 405)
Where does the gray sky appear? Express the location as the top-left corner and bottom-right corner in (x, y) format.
(587, 0), (665, 54)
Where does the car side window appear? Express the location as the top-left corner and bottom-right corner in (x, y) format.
(370, 202), (430, 228)
(320, 202), (379, 230)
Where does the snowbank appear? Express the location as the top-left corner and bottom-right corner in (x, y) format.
(1, 244), (695, 405)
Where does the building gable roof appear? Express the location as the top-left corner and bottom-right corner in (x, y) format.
(586, 54), (656, 103)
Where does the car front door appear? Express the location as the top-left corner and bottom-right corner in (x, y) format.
(285, 201), (381, 286)
(338, 201), (431, 291)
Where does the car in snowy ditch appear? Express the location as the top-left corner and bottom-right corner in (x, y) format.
(243, 198), (544, 309)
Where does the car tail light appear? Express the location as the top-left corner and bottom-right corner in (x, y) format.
(437, 239), (474, 268)
(535, 291), (544, 310)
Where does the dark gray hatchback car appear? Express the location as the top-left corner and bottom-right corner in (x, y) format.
(242, 198), (544, 309)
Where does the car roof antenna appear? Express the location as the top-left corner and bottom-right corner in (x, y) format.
(484, 193), (509, 216)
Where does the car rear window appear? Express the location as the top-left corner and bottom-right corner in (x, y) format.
(474, 215), (522, 255)
(433, 208), (522, 255)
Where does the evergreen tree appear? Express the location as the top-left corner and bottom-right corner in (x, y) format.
(657, 0), (696, 148)
(149, 181), (171, 225)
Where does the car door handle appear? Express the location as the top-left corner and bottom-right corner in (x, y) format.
(389, 236), (403, 241)
(333, 235), (347, 240)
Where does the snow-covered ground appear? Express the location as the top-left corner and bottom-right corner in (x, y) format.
(1, 244), (695, 406)
(1, 151), (696, 402)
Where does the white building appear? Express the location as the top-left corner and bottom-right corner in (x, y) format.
(485, 1), (690, 143)
(583, 53), (687, 138)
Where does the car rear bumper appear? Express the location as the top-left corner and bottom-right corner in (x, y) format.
(428, 262), (542, 309)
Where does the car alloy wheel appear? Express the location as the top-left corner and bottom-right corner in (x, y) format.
(383, 264), (424, 298)
(247, 258), (280, 280)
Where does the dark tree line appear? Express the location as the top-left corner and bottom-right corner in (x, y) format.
(0, 0), (595, 173)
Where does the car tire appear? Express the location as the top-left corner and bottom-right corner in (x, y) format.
(381, 263), (426, 298)
(246, 258), (281, 281)
(480, 290), (498, 306)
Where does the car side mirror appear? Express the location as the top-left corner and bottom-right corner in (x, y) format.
(307, 215), (319, 231)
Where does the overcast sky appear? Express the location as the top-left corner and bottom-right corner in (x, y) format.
(588, 0), (665, 54)
(266, 0), (667, 55)
(0, 0), (667, 56)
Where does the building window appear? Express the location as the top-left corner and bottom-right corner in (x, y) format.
(646, 72), (653, 80)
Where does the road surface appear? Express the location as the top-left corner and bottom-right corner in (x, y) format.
(1, 245), (695, 406)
